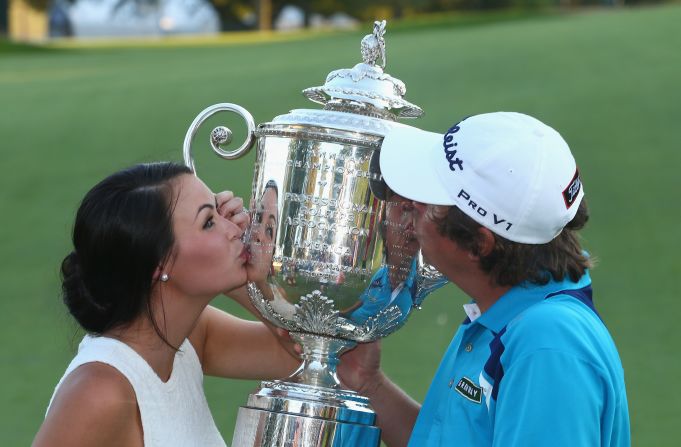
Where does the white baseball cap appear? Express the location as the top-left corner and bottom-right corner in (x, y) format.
(379, 112), (584, 244)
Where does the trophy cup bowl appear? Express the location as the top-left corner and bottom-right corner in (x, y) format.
(183, 21), (446, 447)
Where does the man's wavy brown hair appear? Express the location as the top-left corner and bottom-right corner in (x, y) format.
(426, 200), (593, 287)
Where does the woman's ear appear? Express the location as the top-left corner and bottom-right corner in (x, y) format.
(152, 266), (163, 281)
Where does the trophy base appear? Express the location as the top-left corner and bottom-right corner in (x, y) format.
(231, 380), (381, 447)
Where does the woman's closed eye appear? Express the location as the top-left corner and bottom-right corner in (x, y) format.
(203, 215), (215, 230)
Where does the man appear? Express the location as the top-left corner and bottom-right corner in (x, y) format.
(339, 112), (630, 446)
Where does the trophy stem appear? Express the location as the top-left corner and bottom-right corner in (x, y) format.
(287, 332), (356, 390)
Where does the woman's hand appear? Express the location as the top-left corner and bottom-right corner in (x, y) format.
(275, 327), (303, 360)
(216, 191), (249, 232)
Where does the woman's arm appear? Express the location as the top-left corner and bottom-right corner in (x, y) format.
(225, 285), (301, 359)
(190, 305), (299, 379)
(33, 363), (142, 447)
(224, 284), (261, 317)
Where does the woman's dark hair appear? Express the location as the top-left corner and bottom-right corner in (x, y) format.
(264, 179), (278, 197)
(61, 162), (192, 339)
(428, 199), (592, 287)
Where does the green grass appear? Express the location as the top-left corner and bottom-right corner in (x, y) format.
(0, 39), (55, 54)
(1, 4), (680, 445)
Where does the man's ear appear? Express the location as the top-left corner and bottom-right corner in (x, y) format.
(477, 227), (496, 257)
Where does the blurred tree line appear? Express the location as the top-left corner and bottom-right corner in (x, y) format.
(206, 0), (637, 29)
(209, 0), (671, 29)
(19, 0), (670, 31)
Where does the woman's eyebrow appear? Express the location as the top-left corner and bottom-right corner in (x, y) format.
(195, 203), (214, 221)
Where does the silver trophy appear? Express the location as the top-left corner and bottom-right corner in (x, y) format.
(183, 20), (446, 447)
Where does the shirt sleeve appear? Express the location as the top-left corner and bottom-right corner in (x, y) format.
(492, 349), (606, 447)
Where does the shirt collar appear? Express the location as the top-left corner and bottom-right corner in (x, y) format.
(469, 270), (592, 334)
(463, 303), (482, 322)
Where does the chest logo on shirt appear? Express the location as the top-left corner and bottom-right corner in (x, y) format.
(454, 377), (482, 404)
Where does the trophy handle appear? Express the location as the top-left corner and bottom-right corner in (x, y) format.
(182, 103), (256, 173)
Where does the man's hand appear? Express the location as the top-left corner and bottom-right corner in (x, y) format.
(338, 341), (384, 397)
(269, 333), (384, 395)
(340, 341), (420, 446)
(216, 191), (249, 232)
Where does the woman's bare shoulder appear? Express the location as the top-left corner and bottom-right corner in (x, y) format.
(33, 362), (142, 447)
(57, 362), (137, 408)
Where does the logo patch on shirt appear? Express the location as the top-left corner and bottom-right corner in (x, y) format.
(454, 377), (482, 404)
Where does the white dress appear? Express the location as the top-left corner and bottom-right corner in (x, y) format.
(46, 335), (226, 447)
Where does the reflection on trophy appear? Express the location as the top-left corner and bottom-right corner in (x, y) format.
(183, 20), (446, 447)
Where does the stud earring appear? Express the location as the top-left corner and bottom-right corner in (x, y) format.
(160, 273), (169, 282)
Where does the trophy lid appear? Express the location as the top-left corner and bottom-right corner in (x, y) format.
(302, 20), (423, 121)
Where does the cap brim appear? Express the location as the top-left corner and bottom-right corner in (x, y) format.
(379, 125), (453, 205)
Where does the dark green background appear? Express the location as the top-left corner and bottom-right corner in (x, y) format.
(1, 5), (679, 445)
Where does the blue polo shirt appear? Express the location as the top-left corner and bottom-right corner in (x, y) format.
(348, 259), (448, 325)
(349, 262), (417, 325)
(408, 271), (630, 446)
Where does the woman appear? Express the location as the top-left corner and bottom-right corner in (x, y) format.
(33, 162), (298, 446)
